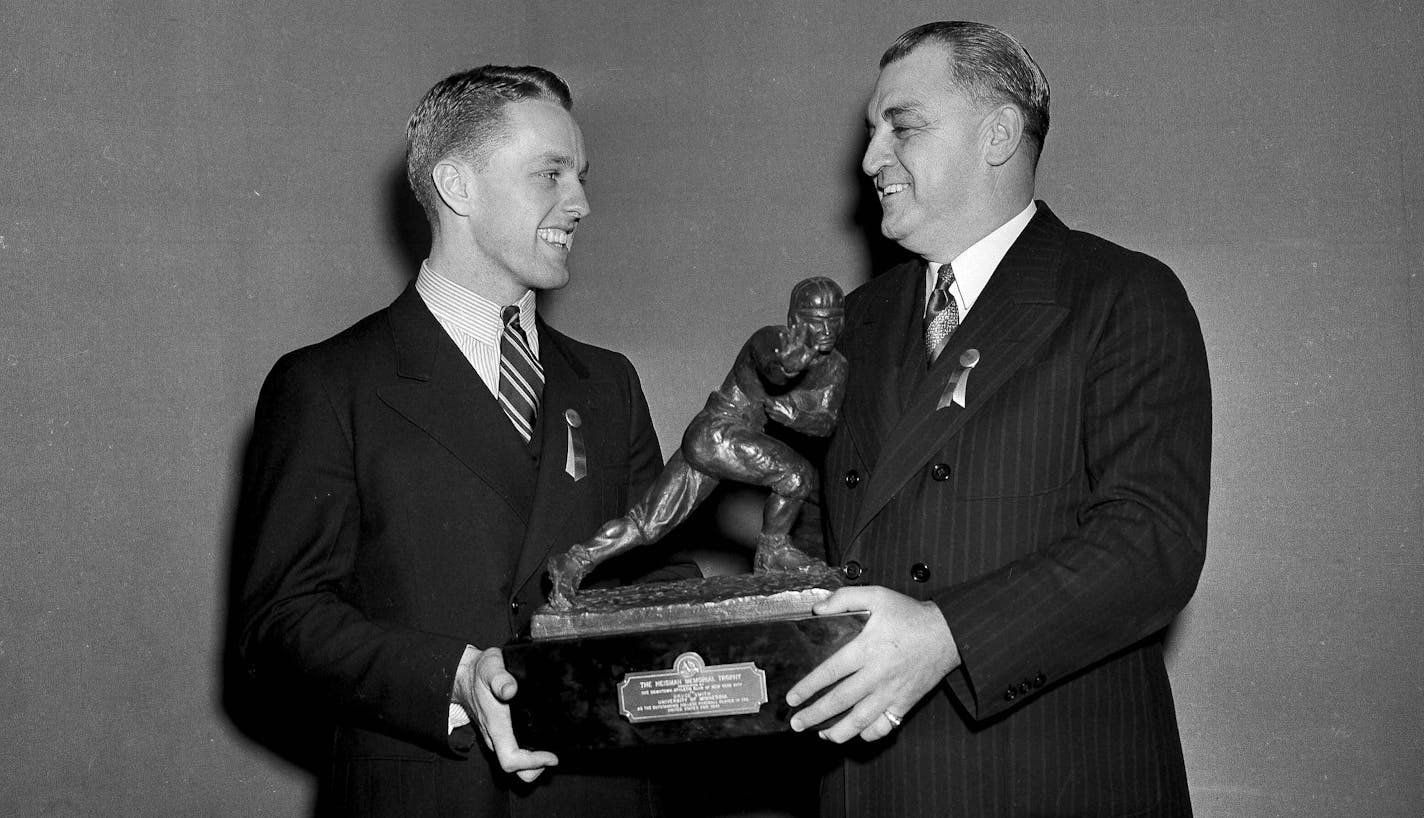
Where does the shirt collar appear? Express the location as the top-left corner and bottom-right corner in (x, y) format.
(925, 201), (1038, 314)
(415, 261), (539, 351)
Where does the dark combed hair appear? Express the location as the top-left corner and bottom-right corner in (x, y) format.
(882, 22), (1050, 160)
(405, 65), (573, 223)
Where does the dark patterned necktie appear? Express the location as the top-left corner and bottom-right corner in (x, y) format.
(924, 263), (959, 365)
(498, 306), (543, 442)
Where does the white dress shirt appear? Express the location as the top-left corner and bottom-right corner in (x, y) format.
(923, 201), (1038, 318)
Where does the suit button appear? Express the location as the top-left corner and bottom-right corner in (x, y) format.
(931, 463), (951, 481)
(844, 469), (861, 488)
(1004, 686), (1018, 702)
(1019, 681), (1031, 696)
(910, 562), (931, 582)
(1032, 673), (1046, 688)
(842, 560), (864, 581)
(509, 600), (522, 614)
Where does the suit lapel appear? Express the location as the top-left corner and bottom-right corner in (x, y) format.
(840, 260), (924, 473)
(376, 285), (536, 524)
(510, 324), (600, 597)
(846, 205), (1071, 551)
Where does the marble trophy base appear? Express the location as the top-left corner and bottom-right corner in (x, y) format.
(502, 566), (865, 752)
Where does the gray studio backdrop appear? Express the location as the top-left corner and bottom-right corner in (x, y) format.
(2, 1), (1419, 815)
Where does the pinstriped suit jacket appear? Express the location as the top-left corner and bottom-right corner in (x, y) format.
(819, 204), (1210, 817)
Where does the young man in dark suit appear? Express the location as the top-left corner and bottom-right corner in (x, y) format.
(236, 65), (675, 817)
(787, 22), (1211, 817)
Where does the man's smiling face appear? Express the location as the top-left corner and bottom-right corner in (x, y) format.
(464, 98), (590, 299)
(862, 45), (992, 261)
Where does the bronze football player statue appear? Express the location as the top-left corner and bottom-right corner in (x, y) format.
(547, 276), (848, 610)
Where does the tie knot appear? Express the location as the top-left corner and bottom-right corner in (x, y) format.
(933, 263), (956, 292)
(502, 305), (522, 329)
(927, 263), (957, 316)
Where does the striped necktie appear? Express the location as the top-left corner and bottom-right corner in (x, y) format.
(924, 263), (959, 365)
(498, 305), (543, 442)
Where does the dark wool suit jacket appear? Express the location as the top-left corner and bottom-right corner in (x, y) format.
(236, 283), (666, 817)
(819, 204), (1210, 817)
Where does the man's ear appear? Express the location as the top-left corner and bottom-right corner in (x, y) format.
(431, 158), (476, 218)
(983, 104), (1026, 167)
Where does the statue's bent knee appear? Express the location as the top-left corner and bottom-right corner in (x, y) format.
(770, 464), (812, 500)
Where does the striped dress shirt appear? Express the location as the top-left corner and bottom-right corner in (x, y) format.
(414, 262), (540, 396)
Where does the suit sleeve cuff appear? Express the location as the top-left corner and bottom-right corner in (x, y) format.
(448, 702), (471, 734)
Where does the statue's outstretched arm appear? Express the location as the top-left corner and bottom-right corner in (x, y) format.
(749, 326), (815, 386)
(764, 358), (848, 437)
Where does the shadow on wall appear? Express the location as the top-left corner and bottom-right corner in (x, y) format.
(386, 160), (431, 283)
(218, 421), (330, 786)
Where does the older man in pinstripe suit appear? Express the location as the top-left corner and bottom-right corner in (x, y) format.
(786, 22), (1210, 816)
